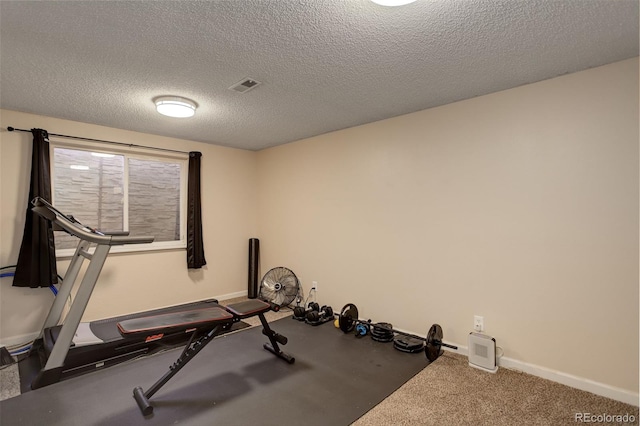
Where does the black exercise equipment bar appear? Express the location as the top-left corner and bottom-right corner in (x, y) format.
(337, 303), (458, 362)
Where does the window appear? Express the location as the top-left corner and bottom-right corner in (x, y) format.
(50, 142), (188, 256)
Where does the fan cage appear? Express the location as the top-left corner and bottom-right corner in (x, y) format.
(259, 267), (300, 308)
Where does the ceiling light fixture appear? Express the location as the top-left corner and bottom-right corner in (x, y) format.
(370, 0), (417, 5)
(154, 96), (197, 118)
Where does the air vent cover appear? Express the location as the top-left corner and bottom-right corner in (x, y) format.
(229, 78), (262, 93)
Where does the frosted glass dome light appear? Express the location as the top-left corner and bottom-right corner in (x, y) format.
(155, 96), (197, 118)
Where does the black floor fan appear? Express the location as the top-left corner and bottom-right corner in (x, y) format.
(259, 267), (300, 308)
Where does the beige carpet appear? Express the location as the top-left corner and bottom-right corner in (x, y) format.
(3, 299), (638, 425)
(354, 351), (639, 425)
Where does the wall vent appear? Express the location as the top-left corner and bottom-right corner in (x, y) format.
(228, 78), (262, 93)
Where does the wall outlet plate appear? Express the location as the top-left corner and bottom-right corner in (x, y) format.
(474, 315), (484, 332)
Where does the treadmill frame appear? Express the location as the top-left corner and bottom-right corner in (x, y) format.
(25, 197), (154, 389)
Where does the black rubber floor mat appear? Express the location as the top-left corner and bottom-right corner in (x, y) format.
(3, 317), (428, 426)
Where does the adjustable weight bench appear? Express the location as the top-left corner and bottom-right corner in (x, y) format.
(119, 298), (294, 416)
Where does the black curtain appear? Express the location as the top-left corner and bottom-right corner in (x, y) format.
(186, 151), (206, 269)
(13, 129), (58, 288)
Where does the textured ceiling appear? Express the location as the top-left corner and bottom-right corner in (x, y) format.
(1, 1), (638, 151)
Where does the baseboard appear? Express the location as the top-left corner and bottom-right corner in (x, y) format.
(215, 290), (248, 302)
(443, 345), (639, 407)
(0, 331), (39, 350)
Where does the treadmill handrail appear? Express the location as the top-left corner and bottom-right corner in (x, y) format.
(31, 197), (154, 246)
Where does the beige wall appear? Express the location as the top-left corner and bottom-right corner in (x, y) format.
(0, 110), (257, 340)
(256, 58), (639, 392)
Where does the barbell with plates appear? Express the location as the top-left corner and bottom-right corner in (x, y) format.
(338, 303), (458, 362)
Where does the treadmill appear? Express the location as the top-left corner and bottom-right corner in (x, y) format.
(18, 197), (228, 391)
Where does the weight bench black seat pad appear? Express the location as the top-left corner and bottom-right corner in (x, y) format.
(117, 307), (234, 338)
(225, 299), (271, 319)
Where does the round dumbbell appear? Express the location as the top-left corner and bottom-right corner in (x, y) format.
(305, 305), (334, 325)
(293, 302), (319, 321)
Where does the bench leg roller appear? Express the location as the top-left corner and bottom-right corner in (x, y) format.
(133, 386), (153, 416)
(262, 329), (288, 345)
(264, 343), (295, 364)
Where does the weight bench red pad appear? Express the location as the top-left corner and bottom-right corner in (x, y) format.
(226, 299), (272, 318)
(123, 299), (295, 416)
(117, 307), (234, 339)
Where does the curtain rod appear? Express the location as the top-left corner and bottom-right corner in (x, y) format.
(7, 126), (190, 155)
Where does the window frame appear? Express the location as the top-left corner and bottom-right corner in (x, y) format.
(49, 138), (189, 257)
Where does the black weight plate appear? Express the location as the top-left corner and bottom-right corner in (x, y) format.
(306, 311), (320, 322)
(339, 303), (358, 333)
(426, 324), (443, 344)
(394, 340), (425, 353)
(293, 306), (306, 319)
(371, 332), (394, 340)
(371, 323), (394, 338)
(425, 324), (444, 362)
(325, 306), (333, 318)
(371, 334), (394, 343)
(393, 336), (424, 350)
(372, 322), (393, 331)
(371, 326), (393, 334)
(371, 331), (394, 340)
(425, 344), (441, 361)
(376, 322), (392, 329)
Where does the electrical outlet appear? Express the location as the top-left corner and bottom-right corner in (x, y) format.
(474, 315), (484, 332)
(312, 281), (318, 291)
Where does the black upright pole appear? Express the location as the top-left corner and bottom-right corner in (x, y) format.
(248, 238), (260, 299)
